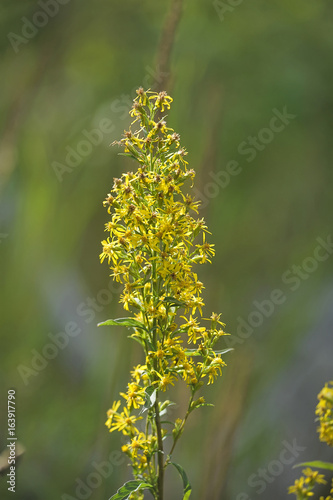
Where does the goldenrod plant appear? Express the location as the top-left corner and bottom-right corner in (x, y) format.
(289, 382), (333, 500)
(317, 382), (333, 448)
(98, 88), (231, 500)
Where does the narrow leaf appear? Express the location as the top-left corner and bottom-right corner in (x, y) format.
(164, 296), (186, 307)
(118, 153), (138, 160)
(98, 318), (147, 331)
(170, 462), (192, 500)
(185, 348), (234, 357)
(294, 461), (333, 471)
(215, 348), (234, 355)
(140, 386), (157, 414)
(189, 403), (214, 414)
(128, 335), (145, 348)
(109, 480), (152, 500)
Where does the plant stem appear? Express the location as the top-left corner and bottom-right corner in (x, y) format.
(166, 394), (194, 463)
(154, 395), (164, 500)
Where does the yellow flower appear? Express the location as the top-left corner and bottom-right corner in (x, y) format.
(105, 401), (121, 429)
(128, 432), (146, 457)
(211, 356), (227, 376)
(120, 382), (145, 409)
(149, 91), (173, 112)
(206, 366), (219, 385)
(99, 238), (116, 264)
(289, 469), (327, 498)
(100, 89), (228, 486)
(158, 373), (176, 391)
(303, 468), (326, 485)
(316, 382), (333, 447)
(181, 315), (206, 344)
(110, 406), (142, 434)
(130, 364), (148, 384)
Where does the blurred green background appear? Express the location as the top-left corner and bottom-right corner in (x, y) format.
(1, 0), (332, 499)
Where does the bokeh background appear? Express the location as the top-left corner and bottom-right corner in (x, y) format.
(1, 0), (332, 499)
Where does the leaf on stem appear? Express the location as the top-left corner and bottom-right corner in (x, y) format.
(97, 318), (148, 331)
(109, 480), (152, 500)
(293, 461), (333, 471)
(140, 386), (157, 414)
(118, 153), (138, 160)
(189, 400), (214, 413)
(170, 462), (192, 500)
(163, 296), (186, 308)
(185, 348), (234, 357)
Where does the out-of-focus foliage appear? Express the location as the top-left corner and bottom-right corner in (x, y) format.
(0, 1), (332, 499)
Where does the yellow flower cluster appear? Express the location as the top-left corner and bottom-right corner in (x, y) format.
(288, 468), (327, 498)
(320, 479), (333, 500)
(289, 382), (333, 500)
(100, 89), (229, 494)
(316, 382), (333, 447)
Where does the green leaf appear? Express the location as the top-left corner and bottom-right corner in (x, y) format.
(170, 462), (192, 500)
(131, 297), (144, 310)
(109, 480), (152, 500)
(163, 296), (186, 307)
(118, 153), (138, 161)
(294, 461), (333, 471)
(185, 347), (234, 357)
(97, 318), (147, 331)
(128, 335), (145, 348)
(171, 328), (188, 336)
(189, 402), (214, 414)
(140, 386), (157, 414)
(215, 348), (234, 355)
(184, 349), (201, 357)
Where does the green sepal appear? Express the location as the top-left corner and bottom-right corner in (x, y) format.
(293, 461), (333, 471)
(97, 318), (147, 331)
(109, 480), (152, 500)
(170, 462), (192, 499)
(159, 400), (176, 416)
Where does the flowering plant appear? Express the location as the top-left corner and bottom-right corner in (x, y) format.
(99, 88), (231, 500)
(289, 381), (333, 500)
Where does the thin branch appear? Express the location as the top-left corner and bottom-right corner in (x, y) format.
(155, 0), (185, 92)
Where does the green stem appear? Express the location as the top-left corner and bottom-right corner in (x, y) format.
(166, 393), (194, 464)
(165, 363), (207, 466)
(154, 394), (164, 500)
